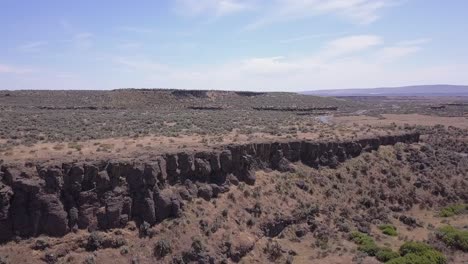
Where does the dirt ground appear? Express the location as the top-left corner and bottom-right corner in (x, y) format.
(333, 114), (468, 129)
(1, 125), (396, 163)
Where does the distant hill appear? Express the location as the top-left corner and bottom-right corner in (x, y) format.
(0, 89), (357, 110)
(302, 85), (468, 96)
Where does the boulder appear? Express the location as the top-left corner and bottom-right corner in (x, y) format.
(33, 194), (69, 237)
(277, 157), (295, 172)
(243, 170), (256, 185)
(184, 180), (198, 197)
(228, 232), (255, 262)
(155, 189), (173, 221)
(154, 189), (181, 221)
(197, 184), (213, 201)
(178, 186), (192, 201)
(210, 184), (222, 198)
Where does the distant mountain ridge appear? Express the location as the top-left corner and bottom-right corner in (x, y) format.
(302, 85), (468, 96)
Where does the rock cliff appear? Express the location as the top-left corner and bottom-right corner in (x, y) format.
(0, 132), (419, 242)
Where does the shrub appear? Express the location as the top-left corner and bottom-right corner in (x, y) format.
(375, 247), (400, 262)
(86, 232), (103, 251)
(436, 226), (468, 252)
(439, 204), (467, 217)
(154, 239), (172, 258)
(387, 253), (445, 264)
(191, 237), (204, 254)
(386, 241), (446, 264)
(264, 240), (282, 260)
(53, 144), (65, 150)
(399, 241), (433, 256)
(379, 224), (398, 236)
(68, 142), (82, 151)
(350, 232), (379, 256)
(351, 232), (399, 262)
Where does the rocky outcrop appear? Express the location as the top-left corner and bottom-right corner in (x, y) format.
(0, 132), (419, 242)
(253, 106), (338, 111)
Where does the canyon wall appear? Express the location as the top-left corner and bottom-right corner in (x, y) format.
(0, 132), (419, 242)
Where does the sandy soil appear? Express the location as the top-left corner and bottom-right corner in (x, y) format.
(1, 126), (393, 163)
(334, 114), (468, 129)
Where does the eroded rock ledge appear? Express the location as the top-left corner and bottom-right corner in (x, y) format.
(0, 132), (419, 242)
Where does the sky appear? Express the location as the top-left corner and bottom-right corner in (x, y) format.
(1, 0), (468, 91)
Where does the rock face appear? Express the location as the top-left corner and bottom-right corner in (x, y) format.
(0, 132), (419, 242)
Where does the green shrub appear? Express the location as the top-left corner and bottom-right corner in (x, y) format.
(387, 253), (445, 264)
(375, 247), (400, 262)
(350, 232), (399, 261)
(386, 241), (446, 264)
(68, 142), (83, 151)
(437, 226), (468, 252)
(439, 204), (467, 217)
(350, 232), (379, 256)
(399, 241), (433, 255)
(379, 224), (398, 236)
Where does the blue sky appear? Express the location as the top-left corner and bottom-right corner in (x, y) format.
(1, 0), (468, 91)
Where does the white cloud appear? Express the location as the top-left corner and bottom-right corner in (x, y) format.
(116, 41), (143, 50)
(173, 0), (396, 29)
(108, 34), (446, 91)
(323, 35), (383, 57)
(240, 57), (300, 75)
(280, 32), (348, 44)
(17, 41), (48, 52)
(377, 38), (429, 61)
(113, 57), (171, 73)
(397, 38), (431, 46)
(0, 64), (35, 74)
(245, 0), (394, 30)
(71, 33), (94, 49)
(59, 19), (73, 32)
(175, 0), (251, 16)
(118, 26), (154, 34)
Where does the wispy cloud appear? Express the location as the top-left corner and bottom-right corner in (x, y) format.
(246, 0), (395, 30)
(113, 57), (171, 73)
(70, 32), (94, 49)
(0, 64), (35, 74)
(110, 34), (434, 91)
(174, 0), (252, 17)
(59, 19), (73, 32)
(320, 34), (383, 59)
(280, 32), (348, 44)
(240, 57), (301, 75)
(116, 41), (143, 50)
(377, 38), (430, 61)
(17, 41), (48, 52)
(118, 26), (155, 34)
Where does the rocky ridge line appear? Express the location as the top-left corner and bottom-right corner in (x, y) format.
(0, 132), (420, 243)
